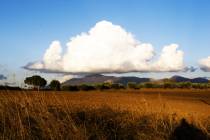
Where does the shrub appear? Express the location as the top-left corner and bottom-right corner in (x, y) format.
(61, 85), (80, 91)
(111, 83), (125, 89)
(192, 83), (209, 89)
(163, 82), (176, 89)
(79, 84), (96, 91)
(97, 83), (112, 90)
(178, 82), (192, 89)
(144, 82), (155, 88)
(127, 82), (139, 89)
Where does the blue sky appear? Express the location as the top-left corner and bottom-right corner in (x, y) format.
(0, 0), (210, 84)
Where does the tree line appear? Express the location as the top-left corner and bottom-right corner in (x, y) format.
(24, 75), (60, 91)
(23, 75), (210, 91)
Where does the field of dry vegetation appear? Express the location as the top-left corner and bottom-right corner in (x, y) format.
(0, 89), (209, 140)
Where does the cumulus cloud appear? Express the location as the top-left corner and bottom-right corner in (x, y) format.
(0, 74), (7, 80)
(151, 44), (184, 72)
(199, 56), (210, 72)
(24, 20), (186, 74)
(23, 41), (63, 73)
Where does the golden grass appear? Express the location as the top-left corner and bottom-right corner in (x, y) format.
(0, 89), (209, 140)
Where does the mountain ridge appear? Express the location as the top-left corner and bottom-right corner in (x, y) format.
(62, 74), (209, 86)
(62, 74), (151, 86)
(171, 75), (209, 83)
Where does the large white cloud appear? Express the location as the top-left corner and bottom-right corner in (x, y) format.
(152, 44), (184, 72)
(24, 20), (186, 74)
(199, 56), (210, 72)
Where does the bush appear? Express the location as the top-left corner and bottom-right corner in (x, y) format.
(192, 83), (209, 89)
(61, 85), (80, 91)
(60, 82), (210, 91)
(163, 82), (176, 89)
(111, 83), (125, 89)
(96, 83), (112, 90)
(178, 82), (192, 89)
(0, 86), (21, 90)
(79, 84), (96, 91)
(127, 82), (139, 89)
(144, 83), (155, 88)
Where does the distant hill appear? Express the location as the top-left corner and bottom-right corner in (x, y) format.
(171, 75), (191, 82)
(170, 75), (209, 83)
(191, 77), (209, 83)
(62, 74), (118, 86)
(62, 74), (151, 86)
(62, 74), (209, 86)
(116, 77), (150, 85)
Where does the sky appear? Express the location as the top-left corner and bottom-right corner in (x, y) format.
(0, 0), (210, 86)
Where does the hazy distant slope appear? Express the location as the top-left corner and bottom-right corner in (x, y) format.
(62, 74), (209, 86)
(62, 74), (151, 86)
(116, 77), (150, 85)
(171, 75), (191, 82)
(62, 74), (118, 86)
(170, 75), (209, 83)
(191, 77), (209, 83)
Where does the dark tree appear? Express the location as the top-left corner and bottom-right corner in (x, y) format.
(49, 80), (61, 91)
(24, 75), (47, 90)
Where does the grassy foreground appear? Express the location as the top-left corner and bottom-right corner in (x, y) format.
(0, 89), (209, 140)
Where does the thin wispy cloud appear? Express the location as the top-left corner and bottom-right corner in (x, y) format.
(24, 20), (187, 74)
(184, 66), (197, 72)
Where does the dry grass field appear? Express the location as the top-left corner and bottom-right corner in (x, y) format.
(0, 89), (209, 140)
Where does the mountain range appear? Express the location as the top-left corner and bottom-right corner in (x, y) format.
(62, 74), (209, 86)
(62, 74), (150, 86)
(170, 75), (209, 83)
